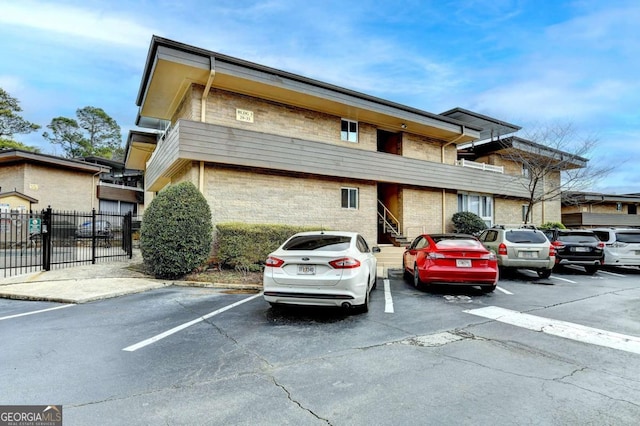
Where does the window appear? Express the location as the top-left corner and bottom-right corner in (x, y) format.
(522, 164), (530, 178)
(341, 119), (358, 143)
(356, 235), (370, 253)
(458, 193), (493, 226)
(341, 187), (358, 209)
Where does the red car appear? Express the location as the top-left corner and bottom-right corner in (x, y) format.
(403, 234), (499, 292)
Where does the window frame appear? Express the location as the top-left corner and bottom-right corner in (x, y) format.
(341, 119), (358, 143)
(457, 192), (493, 227)
(341, 187), (358, 209)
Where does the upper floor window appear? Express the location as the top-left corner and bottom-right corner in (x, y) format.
(522, 164), (530, 178)
(341, 119), (358, 143)
(341, 187), (358, 209)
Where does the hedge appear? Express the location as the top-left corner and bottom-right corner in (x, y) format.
(215, 223), (324, 271)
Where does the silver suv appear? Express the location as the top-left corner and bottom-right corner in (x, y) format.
(478, 226), (555, 278)
(591, 228), (640, 266)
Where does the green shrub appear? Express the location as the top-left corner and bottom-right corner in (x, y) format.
(539, 221), (566, 230)
(452, 211), (487, 235)
(216, 223), (323, 271)
(140, 182), (213, 278)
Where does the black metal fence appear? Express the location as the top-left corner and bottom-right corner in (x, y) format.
(1, 207), (133, 278)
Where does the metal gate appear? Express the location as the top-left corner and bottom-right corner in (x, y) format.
(1, 208), (133, 278)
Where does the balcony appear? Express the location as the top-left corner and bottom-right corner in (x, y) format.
(455, 159), (504, 174)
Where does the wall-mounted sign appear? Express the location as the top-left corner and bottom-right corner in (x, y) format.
(236, 108), (254, 123)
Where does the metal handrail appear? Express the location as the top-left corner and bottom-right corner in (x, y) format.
(378, 200), (401, 237)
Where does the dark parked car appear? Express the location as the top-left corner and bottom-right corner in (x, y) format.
(542, 228), (604, 275)
(75, 220), (113, 239)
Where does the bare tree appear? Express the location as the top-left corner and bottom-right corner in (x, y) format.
(497, 123), (613, 223)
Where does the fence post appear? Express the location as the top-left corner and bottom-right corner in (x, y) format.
(42, 206), (52, 271)
(91, 208), (97, 264)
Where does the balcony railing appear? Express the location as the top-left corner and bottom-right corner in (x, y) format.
(455, 159), (504, 174)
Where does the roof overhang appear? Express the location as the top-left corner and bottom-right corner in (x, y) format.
(563, 191), (640, 204)
(465, 136), (588, 170)
(440, 107), (521, 140)
(135, 36), (482, 143)
(125, 130), (158, 170)
(0, 190), (38, 204)
(0, 149), (110, 173)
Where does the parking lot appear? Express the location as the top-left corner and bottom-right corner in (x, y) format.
(1, 265), (640, 425)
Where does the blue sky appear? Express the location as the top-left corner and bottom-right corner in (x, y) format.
(1, 0), (638, 193)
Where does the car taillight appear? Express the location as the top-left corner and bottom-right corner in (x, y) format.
(329, 257), (361, 269)
(552, 240), (565, 249)
(498, 243), (507, 256)
(549, 244), (555, 256)
(612, 241), (628, 248)
(427, 252), (445, 259)
(265, 256), (285, 268)
(481, 253), (496, 260)
(597, 242), (605, 249)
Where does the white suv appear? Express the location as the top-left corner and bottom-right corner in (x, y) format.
(591, 228), (640, 266)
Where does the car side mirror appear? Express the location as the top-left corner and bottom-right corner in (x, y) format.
(372, 246), (381, 253)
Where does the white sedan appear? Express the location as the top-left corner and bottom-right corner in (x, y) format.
(263, 231), (379, 313)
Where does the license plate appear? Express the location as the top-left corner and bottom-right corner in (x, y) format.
(456, 259), (472, 268)
(572, 247), (589, 252)
(297, 265), (316, 275)
(519, 251), (536, 258)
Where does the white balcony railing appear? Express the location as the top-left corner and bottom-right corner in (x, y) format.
(455, 159), (504, 174)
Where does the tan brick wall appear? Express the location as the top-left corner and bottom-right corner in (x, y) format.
(11, 164), (98, 211)
(0, 164), (24, 193)
(203, 166), (377, 245)
(172, 85), (197, 123)
(403, 134), (453, 163)
(402, 188), (458, 238)
(179, 86), (379, 152)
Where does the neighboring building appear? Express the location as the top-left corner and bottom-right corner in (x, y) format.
(0, 149), (108, 212)
(126, 36), (583, 246)
(0, 190), (38, 212)
(562, 191), (640, 228)
(79, 156), (145, 216)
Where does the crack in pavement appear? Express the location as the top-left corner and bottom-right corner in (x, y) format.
(270, 376), (332, 425)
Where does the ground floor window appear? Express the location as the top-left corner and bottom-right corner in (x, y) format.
(458, 193), (493, 226)
(99, 200), (137, 216)
(341, 187), (358, 209)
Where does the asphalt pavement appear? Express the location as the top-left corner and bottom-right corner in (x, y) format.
(0, 250), (262, 304)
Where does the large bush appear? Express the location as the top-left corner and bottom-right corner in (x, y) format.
(140, 182), (213, 278)
(216, 223), (322, 272)
(452, 211), (487, 235)
(539, 221), (566, 230)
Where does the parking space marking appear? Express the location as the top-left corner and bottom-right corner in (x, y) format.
(598, 269), (626, 278)
(549, 275), (577, 284)
(123, 293), (262, 352)
(0, 304), (74, 321)
(465, 306), (640, 355)
(496, 286), (513, 295)
(383, 279), (394, 313)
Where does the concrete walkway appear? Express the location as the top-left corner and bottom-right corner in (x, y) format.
(0, 251), (261, 304)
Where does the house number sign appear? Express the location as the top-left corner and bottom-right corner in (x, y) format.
(235, 108), (254, 123)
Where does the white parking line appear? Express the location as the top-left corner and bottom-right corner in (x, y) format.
(0, 304), (74, 321)
(123, 293), (262, 352)
(597, 269), (626, 278)
(496, 286), (513, 295)
(549, 275), (577, 284)
(383, 279), (394, 313)
(465, 306), (640, 355)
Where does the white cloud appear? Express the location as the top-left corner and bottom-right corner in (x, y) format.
(0, 1), (156, 48)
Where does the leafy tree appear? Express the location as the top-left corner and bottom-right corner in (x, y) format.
(43, 106), (123, 159)
(0, 138), (41, 152)
(140, 182), (213, 279)
(0, 88), (40, 140)
(499, 123), (613, 224)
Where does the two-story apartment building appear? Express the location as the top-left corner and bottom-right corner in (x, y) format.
(126, 36), (581, 246)
(562, 191), (640, 228)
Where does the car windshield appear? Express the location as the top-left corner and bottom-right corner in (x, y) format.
(283, 235), (351, 251)
(435, 239), (483, 249)
(558, 232), (599, 243)
(614, 232), (640, 244)
(504, 230), (547, 244)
